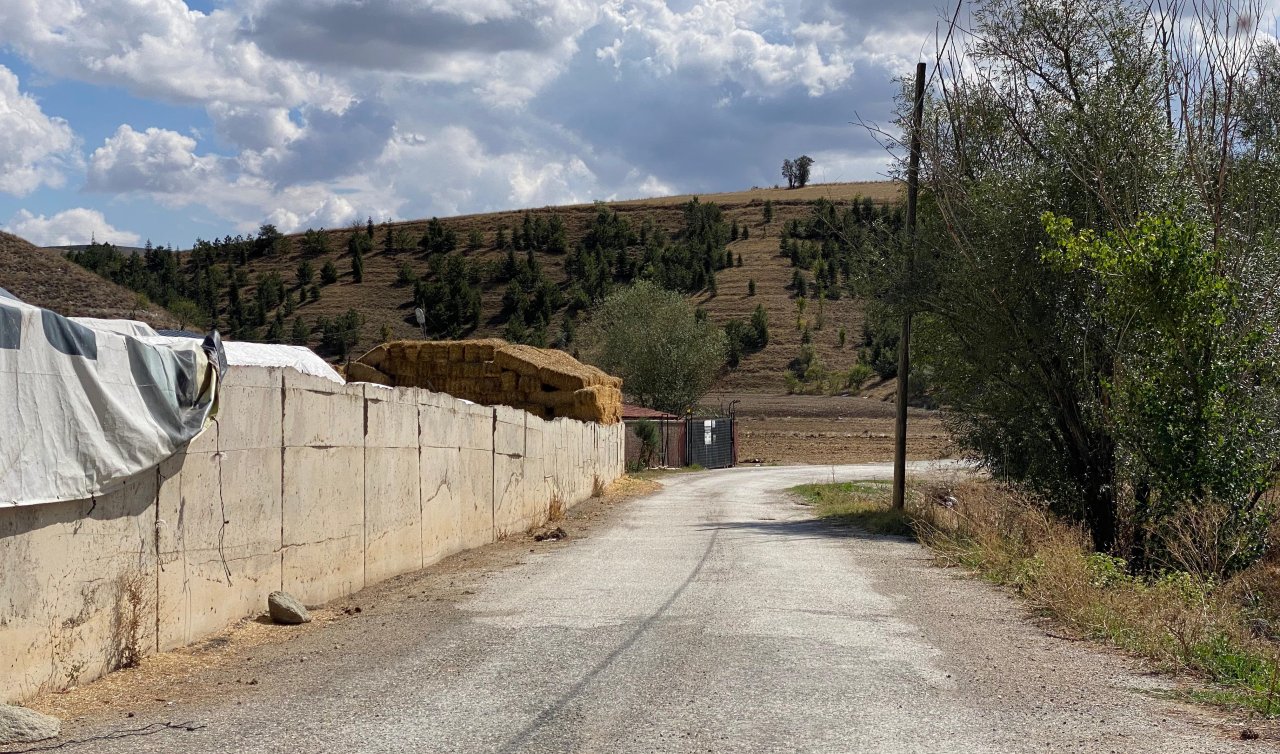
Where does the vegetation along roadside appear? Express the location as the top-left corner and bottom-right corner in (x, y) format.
(792, 478), (1280, 721)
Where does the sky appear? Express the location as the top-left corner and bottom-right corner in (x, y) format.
(0, 0), (943, 247)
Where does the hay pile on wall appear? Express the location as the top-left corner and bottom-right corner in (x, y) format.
(350, 339), (622, 424)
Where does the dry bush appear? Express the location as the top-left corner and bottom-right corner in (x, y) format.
(547, 492), (565, 522)
(110, 569), (150, 671)
(908, 478), (1280, 715)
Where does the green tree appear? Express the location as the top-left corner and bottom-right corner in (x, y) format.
(320, 260), (339, 285)
(169, 299), (206, 331)
(897, 0), (1280, 565)
(579, 281), (727, 413)
(467, 228), (485, 250)
(291, 316), (309, 345)
(748, 278), (756, 296)
(750, 304), (769, 348)
(296, 260), (314, 288)
(763, 199), (774, 225)
(321, 309), (363, 360)
(301, 228), (331, 256)
(793, 155), (814, 188)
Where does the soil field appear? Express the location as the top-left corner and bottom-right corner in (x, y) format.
(704, 392), (952, 466)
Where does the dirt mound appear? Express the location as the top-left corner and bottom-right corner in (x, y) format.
(351, 339), (622, 424)
(0, 232), (177, 328)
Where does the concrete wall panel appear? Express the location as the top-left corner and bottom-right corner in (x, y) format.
(282, 372), (363, 448)
(282, 447), (364, 604)
(365, 386), (419, 449)
(365, 447), (421, 584)
(0, 472), (158, 703)
(157, 447), (282, 651)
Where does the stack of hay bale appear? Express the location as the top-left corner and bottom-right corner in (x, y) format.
(348, 339), (622, 424)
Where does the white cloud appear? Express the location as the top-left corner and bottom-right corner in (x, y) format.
(87, 125), (223, 193)
(207, 104), (301, 151)
(4, 208), (141, 246)
(598, 0), (855, 97)
(0, 0), (344, 108)
(0, 65), (77, 195)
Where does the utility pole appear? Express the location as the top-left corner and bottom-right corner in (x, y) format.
(893, 61), (926, 510)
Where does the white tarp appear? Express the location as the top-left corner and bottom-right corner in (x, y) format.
(1, 290), (222, 506)
(92, 322), (343, 384)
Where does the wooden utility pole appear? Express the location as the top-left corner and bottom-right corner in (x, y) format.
(893, 61), (926, 510)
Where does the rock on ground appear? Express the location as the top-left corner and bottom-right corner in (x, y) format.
(267, 591), (310, 624)
(0, 704), (60, 744)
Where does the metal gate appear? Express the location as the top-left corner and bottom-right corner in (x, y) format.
(686, 416), (735, 469)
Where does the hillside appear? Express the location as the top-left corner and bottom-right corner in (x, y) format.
(0, 232), (177, 328)
(261, 181), (900, 394)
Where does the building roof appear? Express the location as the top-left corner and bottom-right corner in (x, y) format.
(622, 404), (679, 420)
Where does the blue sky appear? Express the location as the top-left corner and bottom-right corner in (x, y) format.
(0, 0), (941, 248)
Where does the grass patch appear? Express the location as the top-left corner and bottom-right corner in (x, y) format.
(790, 480), (914, 537)
(793, 477), (1280, 717)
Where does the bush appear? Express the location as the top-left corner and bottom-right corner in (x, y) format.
(846, 363), (873, 388)
(633, 420), (660, 468)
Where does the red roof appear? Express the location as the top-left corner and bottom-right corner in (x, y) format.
(621, 404), (679, 420)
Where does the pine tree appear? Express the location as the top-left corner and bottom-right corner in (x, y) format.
(291, 316), (309, 345)
(748, 278), (756, 296)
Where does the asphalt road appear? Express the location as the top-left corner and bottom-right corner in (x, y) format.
(16, 464), (1268, 753)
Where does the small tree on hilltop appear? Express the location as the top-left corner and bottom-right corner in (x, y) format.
(781, 159), (795, 189)
(794, 155), (814, 188)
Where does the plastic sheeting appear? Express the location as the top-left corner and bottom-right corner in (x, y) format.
(1, 291), (223, 506)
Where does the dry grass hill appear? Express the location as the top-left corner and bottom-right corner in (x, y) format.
(249, 181), (902, 395)
(2, 181), (950, 465)
(0, 232), (177, 329)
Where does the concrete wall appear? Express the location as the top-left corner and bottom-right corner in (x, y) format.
(0, 365), (624, 704)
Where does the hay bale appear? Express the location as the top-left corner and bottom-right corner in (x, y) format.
(464, 339), (504, 362)
(346, 361), (393, 386)
(352, 337), (622, 424)
(536, 366), (586, 392)
(493, 347), (542, 377)
(357, 344), (389, 369)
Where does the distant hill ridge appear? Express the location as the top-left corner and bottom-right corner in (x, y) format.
(0, 232), (178, 328)
(17, 180), (902, 394)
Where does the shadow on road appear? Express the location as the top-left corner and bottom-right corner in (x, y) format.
(695, 517), (913, 542)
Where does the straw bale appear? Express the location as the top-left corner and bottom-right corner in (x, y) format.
(346, 362), (393, 386)
(353, 337), (622, 423)
(530, 389), (577, 408)
(357, 344), (389, 369)
(493, 348), (542, 377)
(536, 366), (585, 392)
(464, 339), (504, 362)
